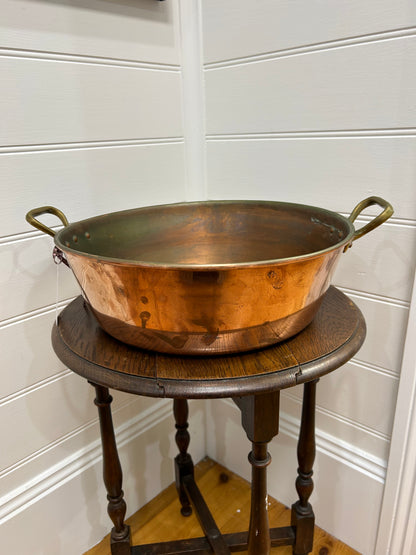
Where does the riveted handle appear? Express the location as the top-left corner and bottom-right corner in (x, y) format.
(26, 206), (69, 237)
(344, 196), (393, 251)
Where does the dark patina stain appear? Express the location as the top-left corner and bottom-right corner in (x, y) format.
(192, 270), (221, 284)
(153, 331), (189, 349)
(267, 269), (284, 289)
(140, 311), (151, 328)
(202, 330), (219, 346)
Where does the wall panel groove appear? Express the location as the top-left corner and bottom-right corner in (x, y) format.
(202, 0), (416, 64)
(0, 137), (184, 155)
(0, 47), (180, 71)
(339, 294), (408, 372)
(283, 363), (398, 441)
(204, 26), (416, 69)
(0, 399), (172, 523)
(0, 401), (205, 555)
(1, 0), (181, 65)
(202, 2), (414, 552)
(0, 369), (71, 408)
(350, 358), (401, 379)
(279, 408), (387, 481)
(0, 298), (74, 328)
(207, 128), (416, 139)
(0, 395), (156, 489)
(1, 57), (184, 146)
(0, 373), (100, 471)
(338, 286), (410, 308)
(282, 377), (390, 444)
(338, 215), (416, 228)
(1, 142), (187, 238)
(0, 235), (80, 321)
(0, 416), (99, 483)
(222, 397), (387, 480)
(313, 403), (391, 444)
(206, 139), (416, 221)
(0, 229), (59, 246)
(280, 390), (391, 464)
(0, 1), (189, 552)
(205, 36), (416, 134)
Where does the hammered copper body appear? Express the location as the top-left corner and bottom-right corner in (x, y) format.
(26, 198), (393, 355)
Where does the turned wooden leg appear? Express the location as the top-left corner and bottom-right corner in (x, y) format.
(173, 398), (194, 517)
(291, 379), (318, 555)
(234, 391), (280, 555)
(93, 383), (131, 555)
(248, 441), (272, 554)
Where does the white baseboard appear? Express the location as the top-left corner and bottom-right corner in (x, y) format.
(0, 398), (206, 554)
(206, 398), (384, 555)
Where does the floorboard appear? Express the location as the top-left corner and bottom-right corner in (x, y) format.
(85, 457), (360, 555)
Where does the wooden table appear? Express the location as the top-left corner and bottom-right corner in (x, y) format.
(52, 286), (366, 555)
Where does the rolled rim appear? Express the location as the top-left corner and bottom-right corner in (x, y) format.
(54, 199), (355, 270)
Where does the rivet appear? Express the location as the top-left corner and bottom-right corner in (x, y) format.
(85, 232), (90, 239)
(73, 235), (78, 242)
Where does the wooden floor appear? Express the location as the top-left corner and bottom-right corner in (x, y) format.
(85, 457), (360, 555)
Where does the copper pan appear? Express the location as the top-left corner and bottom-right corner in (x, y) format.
(26, 198), (393, 355)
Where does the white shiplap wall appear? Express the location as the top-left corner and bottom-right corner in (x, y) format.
(202, 1), (416, 554)
(0, 2), (206, 553)
(2, 1), (416, 554)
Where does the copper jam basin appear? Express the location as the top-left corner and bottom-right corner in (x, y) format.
(26, 198), (393, 355)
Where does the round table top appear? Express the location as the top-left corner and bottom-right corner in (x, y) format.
(52, 286), (366, 399)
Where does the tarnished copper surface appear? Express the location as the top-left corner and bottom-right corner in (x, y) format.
(27, 199), (393, 355)
(65, 249), (338, 354)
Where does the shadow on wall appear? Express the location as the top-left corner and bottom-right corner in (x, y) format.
(211, 400), (251, 483)
(23, 0), (170, 21)
(9, 0), (174, 49)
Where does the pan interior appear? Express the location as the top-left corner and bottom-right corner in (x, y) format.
(57, 202), (351, 266)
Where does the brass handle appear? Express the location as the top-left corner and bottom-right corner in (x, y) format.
(26, 206), (69, 237)
(345, 196), (393, 251)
